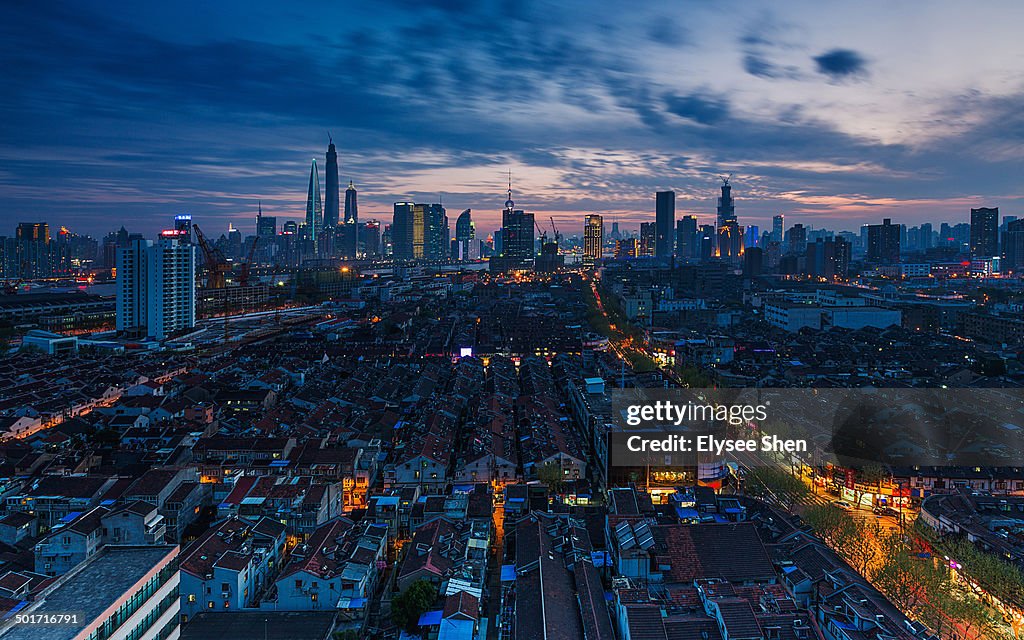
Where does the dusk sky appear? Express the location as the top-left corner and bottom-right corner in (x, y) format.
(3, 0), (1024, 239)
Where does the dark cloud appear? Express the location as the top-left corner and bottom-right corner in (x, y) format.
(813, 49), (868, 80)
(647, 17), (688, 46)
(663, 92), (730, 125)
(742, 53), (800, 80)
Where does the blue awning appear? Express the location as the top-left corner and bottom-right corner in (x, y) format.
(453, 484), (475, 493)
(501, 564), (517, 582)
(418, 609), (443, 626)
(675, 507), (699, 520)
(60, 512), (82, 523)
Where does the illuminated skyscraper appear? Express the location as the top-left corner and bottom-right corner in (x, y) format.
(324, 139), (340, 228)
(676, 215), (697, 259)
(345, 181), (358, 225)
(15, 222), (50, 278)
(493, 177), (534, 271)
(583, 214), (603, 267)
(304, 160), (322, 243)
(772, 214), (784, 243)
(455, 209), (476, 260)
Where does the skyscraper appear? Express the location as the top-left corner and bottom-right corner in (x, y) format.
(772, 214), (784, 243)
(324, 139), (340, 228)
(493, 180), (534, 271)
(392, 202), (415, 260)
(455, 209), (476, 260)
(583, 214), (603, 267)
(116, 225), (195, 340)
(639, 222), (656, 256)
(866, 218), (901, 264)
(304, 160), (322, 244)
(786, 224), (807, 255)
(717, 178), (736, 227)
(256, 202), (277, 238)
(1003, 219), (1024, 272)
(422, 203), (448, 260)
(344, 181), (359, 258)
(655, 191), (675, 258)
(676, 215), (697, 259)
(344, 181), (358, 225)
(970, 207), (999, 258)
(15, 222), (50, 278)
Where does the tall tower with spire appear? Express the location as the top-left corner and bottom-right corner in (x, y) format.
(496, 170), (534, 270)
(305, 160), (322, 243)
(324, 137), (340, 228)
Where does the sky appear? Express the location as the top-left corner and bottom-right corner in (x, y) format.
(2, 0), (1024, 239)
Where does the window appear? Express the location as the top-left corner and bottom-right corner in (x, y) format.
(295, 579), (303, 589)
(311, 593), (318, 602)
(62, 536), (71, 545)
(207, 602), (214, 609)
(187, 594), (196, 603)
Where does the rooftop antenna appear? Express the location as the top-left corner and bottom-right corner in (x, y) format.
(328, 131), (333, 145)
(721, 173), (734, 186)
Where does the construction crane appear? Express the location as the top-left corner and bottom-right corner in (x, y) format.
(549, 216), (561, 245)
(192, 224), (230, 289)
(238, 236), (259, 287)
(533, 219), (547, 245)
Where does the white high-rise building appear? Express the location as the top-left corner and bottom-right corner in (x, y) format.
(117, 227), (196, 340)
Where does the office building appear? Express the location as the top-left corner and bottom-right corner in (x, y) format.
(772, 214), (784, 243)
(324, 139), (340, 228)
(970, 207), (999, 258)
(116, 227), (196, 341)
(344, 180), (358, 226)
(304, 160), (323, 244)
(392, 202), (415, 260)
(639, 222), (656, 256)
(866, 218), (901, 264)
(492, 183), (534, 271)
(256, 202), (277, 238)
(344, 181), (359, 258)
(455, 209), (476, 260)
(655, 190), (675, 258)
(583, 214), (603, 267)
(422, 203), (449, 260)
(361, 220), (382, 257)
(676, 215), (697, 259)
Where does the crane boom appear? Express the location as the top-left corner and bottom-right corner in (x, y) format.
(192, 224), (230, 289)
(238, 236), (259, 287)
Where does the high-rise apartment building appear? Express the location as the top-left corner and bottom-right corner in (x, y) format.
(970, 207), (999, 258)
(116, 226), (196, 340)
(583, 214), (603, 267)
(866, 218), (901, 264)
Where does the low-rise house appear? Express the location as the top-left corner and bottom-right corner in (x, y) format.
(178, 516), (287, 620)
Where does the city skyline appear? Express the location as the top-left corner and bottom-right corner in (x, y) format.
(3, 1), (1024, 238)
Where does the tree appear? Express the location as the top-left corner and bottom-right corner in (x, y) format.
(391, 579), (438, 632)
(745, 466), (809, 505)
(537, 460), (566, 494)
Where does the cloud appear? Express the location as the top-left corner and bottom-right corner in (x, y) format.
(813, 49), (868, 80)
(647, 17), (688, 46)
(742, 53), (800, 80)
(663, 92), (730, 125)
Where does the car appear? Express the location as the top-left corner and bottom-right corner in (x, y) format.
(874, 506), (900, 518)
(831, 500), (855, 511)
